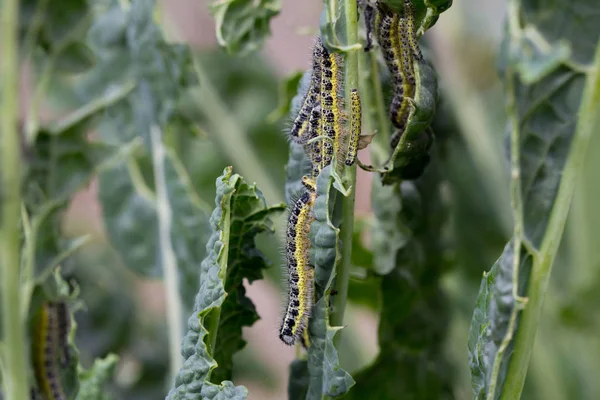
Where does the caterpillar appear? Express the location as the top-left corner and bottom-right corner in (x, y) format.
(31, 302), (68, 400)
(389, 1), (417, 147)
(365, 1), (423, 148)
(345, 89), (362, 166)
(279, 177), (316, 346)
(319, 44), (346, 174)
(307, 103), (324, 178)
(290, 38), (324, 143)
(403, 0), (423, 61)
(55, 302), (71, 367)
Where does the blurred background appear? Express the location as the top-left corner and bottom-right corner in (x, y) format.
(18, 0), (599, 399)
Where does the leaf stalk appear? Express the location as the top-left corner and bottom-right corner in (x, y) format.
(150, 125), (183, 383)
(331, 0), (359, 335)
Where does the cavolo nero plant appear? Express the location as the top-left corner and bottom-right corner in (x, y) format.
(0, 0), (599, 399)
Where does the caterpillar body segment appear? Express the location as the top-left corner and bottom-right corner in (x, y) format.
(389, 6), (417, 146)
(375, 3), (403, 89)
(55, 302), (71, 367)
(345, 89), (362, 166)
(403, 0), (423, 61)
(319, 45), (347, 174)
(290, 38), (325, 143)
(32, 302), (68, 400)
(306, 103), (324, 178)
(280, 181), (317, 346)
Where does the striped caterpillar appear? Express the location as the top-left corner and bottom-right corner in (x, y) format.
(291, 37), (362, 179)
(345, 89), (362, 166)
(290, 40), (323, 143)
(280, 36), (364, 346)
(31, 301), (71, 400)
(279, 177), (316, 346)
(364, 0), (423, 148)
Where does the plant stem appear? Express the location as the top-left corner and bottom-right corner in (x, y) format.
(207, 179), (232, 378)
(0, 0), (28, 398)
(331, 0), (359, 333)
(500, 29), (600, 400)
(150, 125), (183, 383)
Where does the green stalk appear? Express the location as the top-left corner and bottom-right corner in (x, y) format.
(499, 24), (600, 400)
(0, 0), (28, 398)
(207, 190), (231, 380)
(331, 0), (359, 332)
(150, 126), (183, 383)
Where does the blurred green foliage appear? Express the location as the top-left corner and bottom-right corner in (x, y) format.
(2, 0), (599, 399)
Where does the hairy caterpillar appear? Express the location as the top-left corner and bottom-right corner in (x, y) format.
(345, 89), (362, 166)
(403, 0), (423, 61)
(389, 3), (417, 147)
(307, 103), (324, 178)
(32, 302), (68, 400)
(290, 39), (324, 143)
(364, 1), (422, 148)
(319, 44), (346, 174)
(279, 177), (316, 346)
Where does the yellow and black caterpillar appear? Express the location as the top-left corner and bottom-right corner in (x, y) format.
(280, 35), (363, 347)
(280, 177), (316, 346)
(365, 0), (423, 148)
(290, 37), (362, 178)
(31, 302), (71, 400)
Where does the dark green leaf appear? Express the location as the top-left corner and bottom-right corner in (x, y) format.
(211, 176), (285, 383)
(209, 0), (281, 57)
(20, 0), (90, 48)
(167, 168), (282, 399)
(468, 0), (600, 397)
(287, 359), (309, 400)
(349, 158), (454, 399)
(54, 42), (96, 74)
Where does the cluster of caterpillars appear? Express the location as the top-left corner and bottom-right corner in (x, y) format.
(364, 0), (423, 148)
(279, 37), (362, 347)
(31, 301), (71, 400)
